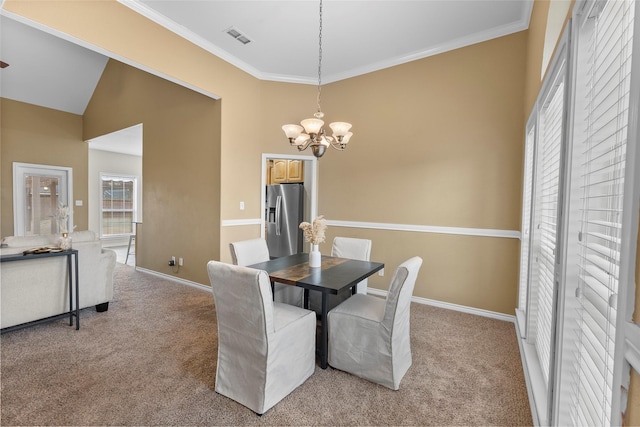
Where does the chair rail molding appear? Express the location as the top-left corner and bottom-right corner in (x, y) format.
(220, 219), (262, 227)
(222, 218), (521, 239)
(326, 219), (521, 239)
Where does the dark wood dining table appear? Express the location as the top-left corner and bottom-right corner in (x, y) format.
(248, 252), (384, 369)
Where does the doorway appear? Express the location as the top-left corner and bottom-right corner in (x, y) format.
(87, 124), (143, 257)
(260, 153), (317, 250)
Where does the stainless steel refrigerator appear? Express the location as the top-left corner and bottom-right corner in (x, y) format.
(265, 183), (304, 258)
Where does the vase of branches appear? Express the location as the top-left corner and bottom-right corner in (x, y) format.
(56, 202), (73, 250)
(59, 232), (72, 251)
(299, 215), (327, 268)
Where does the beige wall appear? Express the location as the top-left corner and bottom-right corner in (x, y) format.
(83, 59), (221, 285)
(309, 32), (526, 312)
(3, 0), (527, 315)
(0, 99), (88, 237)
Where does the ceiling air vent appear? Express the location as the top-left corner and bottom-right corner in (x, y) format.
(225, 27), (251, 45)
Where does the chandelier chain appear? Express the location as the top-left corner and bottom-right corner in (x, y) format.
(281, 0), (352, 158)
(316, 0), (323, 113)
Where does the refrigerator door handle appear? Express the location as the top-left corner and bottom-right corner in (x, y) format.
(275, 195), (282, 236)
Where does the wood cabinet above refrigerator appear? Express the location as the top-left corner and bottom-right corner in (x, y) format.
(267, 159), (304, 184)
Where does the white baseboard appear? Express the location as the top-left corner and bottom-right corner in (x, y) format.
(367, 287), (516, 323)
(134, 266), (515, 323)
(135, 267), (212, 292)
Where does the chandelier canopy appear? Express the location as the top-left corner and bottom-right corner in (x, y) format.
(282, 0), (353, 158)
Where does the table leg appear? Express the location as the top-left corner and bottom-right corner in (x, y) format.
(74, 252), (80, 330)
(271, 281), (275, 301)
(320, 293), (329, 369)
(67, 254), (73, 327)
(304, 289), (309, 309)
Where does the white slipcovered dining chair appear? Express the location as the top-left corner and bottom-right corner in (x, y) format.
(207, 260), (316, 415)
(309, 237), (372, 315)
(327, 256), (423, 390)
(229, 238), (303, 307)
(331, 237), (372, 294)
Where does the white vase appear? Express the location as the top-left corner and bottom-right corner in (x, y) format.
(309, 244), (321, 267)
(59, 232), (72, 250)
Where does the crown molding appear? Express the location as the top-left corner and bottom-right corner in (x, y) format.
(120, 0), (533, 85)
(119, 0), (267, 80)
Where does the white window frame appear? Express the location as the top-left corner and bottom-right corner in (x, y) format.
(517, 115), (538, 340)
(99, 173), (138, 239)
(517, 24), (571, 426)
(12, 162), (73, 236)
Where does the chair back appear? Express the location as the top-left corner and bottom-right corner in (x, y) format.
(207, 261), (274, 348)
(331, 237), (372, 292)
(331, 237), (371, 260)
(229, 238), (270, 266)
(382, 256), (423, 329)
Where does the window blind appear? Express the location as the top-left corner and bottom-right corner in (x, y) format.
(566, 1), (635, 425)
(533, 72), (566, 387)
(518, 125), (536, 322)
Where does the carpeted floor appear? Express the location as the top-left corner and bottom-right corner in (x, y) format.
(1, 264), (532, 426)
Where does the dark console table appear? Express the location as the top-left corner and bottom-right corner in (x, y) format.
(1, 249), (79, 333)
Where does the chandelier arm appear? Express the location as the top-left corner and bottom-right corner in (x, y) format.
(329, 140), (347, 151)
(295, 138), (314, 152)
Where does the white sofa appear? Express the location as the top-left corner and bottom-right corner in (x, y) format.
(0, 230), (117, 329)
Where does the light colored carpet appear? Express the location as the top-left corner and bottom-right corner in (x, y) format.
(1, 264), (532, 426)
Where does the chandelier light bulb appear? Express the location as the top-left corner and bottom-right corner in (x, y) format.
(282, 124), (304, 140)
(329, 122), (352, 137)
(301, 118), (324, 135)
(340, 132), (353, 144)
(294, 134), (309, 146)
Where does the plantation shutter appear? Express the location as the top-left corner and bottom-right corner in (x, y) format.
(565, 0), (635, 425)
(531, 68), (566, 387)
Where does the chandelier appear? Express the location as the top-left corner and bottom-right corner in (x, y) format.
(281, 0), (353, 158)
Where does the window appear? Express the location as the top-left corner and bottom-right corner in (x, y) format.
(100, 174), (137, 237)
(518, 0), (640, 425)
(555, 0), (636, 425)
(517, 27), (570, 424)
(517, 121), (537, 338)
(533, 70), (566, 389)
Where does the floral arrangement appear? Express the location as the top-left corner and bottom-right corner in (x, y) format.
(55, 202), (72, 234)
(299, 215), (327, 245)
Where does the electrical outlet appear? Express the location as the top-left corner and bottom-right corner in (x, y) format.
(169, 256), (176, 266)
(179, 257), (183, 266)
(378, 268), (384, 277)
